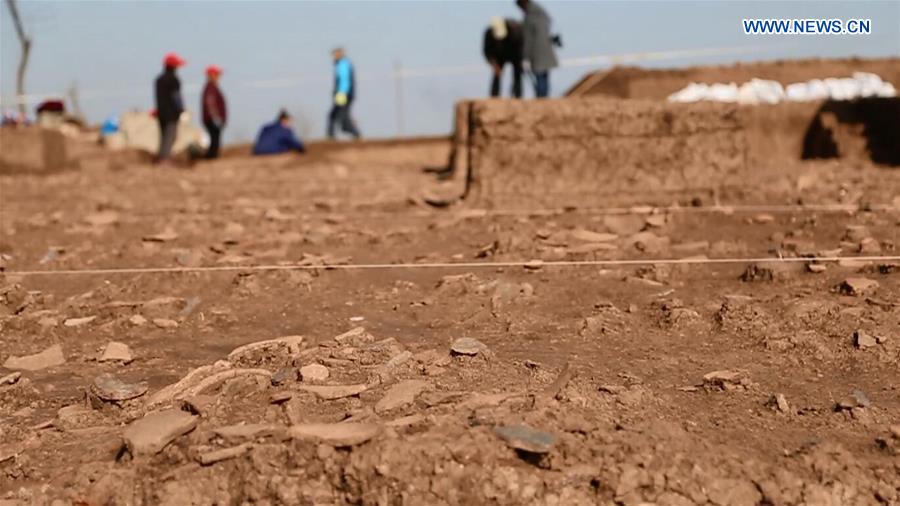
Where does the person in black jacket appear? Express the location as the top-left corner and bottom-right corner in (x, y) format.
(154, 52), (186, 163)
(483, 17), (524, 98)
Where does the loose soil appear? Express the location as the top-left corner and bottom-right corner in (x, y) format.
(1, 116), (899, 504)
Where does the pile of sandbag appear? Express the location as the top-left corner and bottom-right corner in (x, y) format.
(668, 72), (896, 104)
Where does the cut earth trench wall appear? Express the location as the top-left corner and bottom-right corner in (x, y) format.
(460, 97), (755, 209)
(458, 96), (894, 209)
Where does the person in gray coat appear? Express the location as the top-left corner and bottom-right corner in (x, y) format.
(516, 0), (559, 98)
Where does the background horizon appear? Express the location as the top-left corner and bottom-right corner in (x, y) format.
(2, 0), (898, 142)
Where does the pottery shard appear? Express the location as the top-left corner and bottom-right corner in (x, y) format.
(3, 344), (65, 371)
(122, 409), (198, 456)
(91, 374), (148, 402)
(494, 424), (557, 454)
(375, 380), (429, 414)
(450, 337), (487, 356)
(289, 423), (381, 447)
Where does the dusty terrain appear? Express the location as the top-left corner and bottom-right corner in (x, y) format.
(1, 97), (900, 505)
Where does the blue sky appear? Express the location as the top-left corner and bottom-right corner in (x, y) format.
(2, 1), (898, 142)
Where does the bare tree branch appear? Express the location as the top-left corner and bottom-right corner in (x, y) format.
(5, 0), (33, 116)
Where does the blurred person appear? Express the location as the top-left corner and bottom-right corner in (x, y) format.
(516, 0), (559, 98)
(327, 47), (361, 140)
(201, 65), (227, 159)
(253, 109), (306, 155)
(154, 52), (186, 163)
(483, 17), (524, 98)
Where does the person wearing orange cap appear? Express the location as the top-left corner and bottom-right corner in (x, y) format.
(154, 52), (186, 164)
(201, 65), (227, 159)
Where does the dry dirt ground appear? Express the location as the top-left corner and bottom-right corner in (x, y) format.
(1, 134), (899, 506)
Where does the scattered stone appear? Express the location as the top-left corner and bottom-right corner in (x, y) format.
(843, 225), (870, 242)
(837, 258), (872, 269)
(450, 337), (488, 356)
(626, 231), (670, 253)
(807, 263), (827, 273)
(839, 277), (879, 296)
(298, 383), (369, 400)
(141, 296), (187, 319)
(270, 367), (297, 386)
(0, 372), (22, 386)
(289, 423), (381, 447)
(228, 335), (305, 361)
(84, 210), (120, 227)
(752, 213), (775, 224)
(854, 330), (878, 349)
(197, 443), (252, 466)
(702, 370), (748, 391)
(837, 390), (871, 410)
(375, 380), (429, 414)
(213, 423), (284, 443)
(384, 351), (413, 369)
(90, 374), (148, 402)
(333, 327), (374, 346)
(565, 242), (617, 255)
(180, 395), (215, 416)
(859, 237), (881, 254)
(99, 342), (134, 364)
(142, 228), (178, 242)
(493, 424), (557, 454)
(299, 364), (330, 382)
(64, 316), (97, 327)
(128, 314), (147, 326)
(645, 214), (667, 228)
(603, 215), (645, 236)
(3, 344), (65, 371)
(740, 262), (801, 282)
(386, 414), (426, 428)
(569, 229), (617, 243)
(122, 409), (198, 456)
(769, 393), (790, 413)
(269, 391), (293, 404)
(152, 318), (179, 329)
(524, 259), (544, 270)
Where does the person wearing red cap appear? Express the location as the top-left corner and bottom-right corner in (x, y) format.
(201, 65), (227, 159)
(154, 52), (186, 164)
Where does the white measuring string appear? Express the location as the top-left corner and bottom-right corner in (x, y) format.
(7, 255), (899, 277)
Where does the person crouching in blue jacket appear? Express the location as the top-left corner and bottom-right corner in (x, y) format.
(253, 110), (306, 155)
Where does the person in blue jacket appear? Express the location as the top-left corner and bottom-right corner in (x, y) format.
(327, 47), (361, 140)
(252, 110), (306, 155)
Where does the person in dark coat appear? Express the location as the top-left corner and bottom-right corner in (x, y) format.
(253, 110), (305, 156)
(516, 0), (559, 98)
(327, 47), (361, 140)
(154, 52), (186, 163)
(201, 65), (227, 159)
(483, 17), (524, 98)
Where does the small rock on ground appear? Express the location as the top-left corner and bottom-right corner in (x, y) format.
(494, 424), (557, 454)
(3, 344), (65, 371)
(99, 342), (133, 363)
(299, 364), (329, 382)
(450, 337), (488, 356)
(123, 409), (198, 456)
(375, 380), (429, 414)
